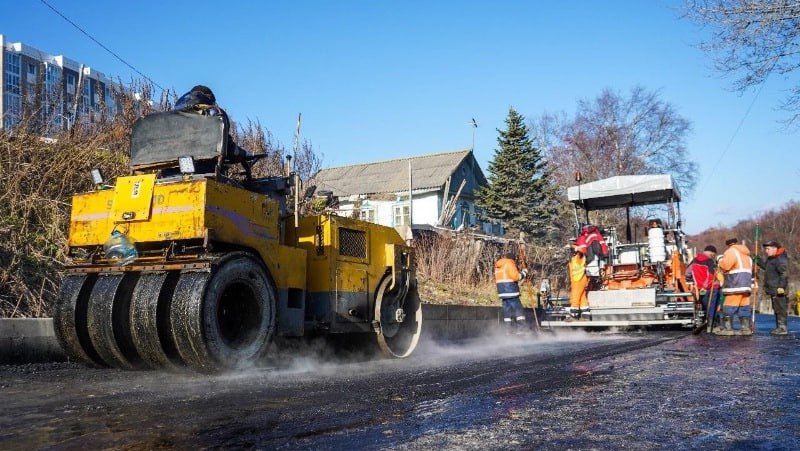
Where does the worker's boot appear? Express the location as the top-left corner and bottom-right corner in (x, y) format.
(738, 317), (753, 336)
(563, 307), (575, 322)
(514, 316), (528, 335)
(713, 316), (735, 336)
(577, 308), (591, 321)
(770, 315), (789, 336)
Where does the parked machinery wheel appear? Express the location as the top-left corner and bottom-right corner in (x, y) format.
(129, 271), (183, 370)
(169, 253), (276, 372)
(374, 274), (423, 358)
(86, 272), (147, 369)
(53, 273), (107, 367)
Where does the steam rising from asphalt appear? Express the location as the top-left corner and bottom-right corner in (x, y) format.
(415, 328), (627, 362)
(198, 328), (632, 384)
(57, 329), (637, 405)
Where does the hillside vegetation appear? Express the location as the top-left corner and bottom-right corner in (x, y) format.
(689, 202), (800, 292)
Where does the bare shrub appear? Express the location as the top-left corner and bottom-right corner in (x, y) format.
(0, 129), (129, 317)
(413, 231), (567, 306)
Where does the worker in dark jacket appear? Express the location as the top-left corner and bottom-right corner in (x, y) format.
(758, 240), (790, 335)
(495, 253), (527, 333)
(174, 85), (251, 173)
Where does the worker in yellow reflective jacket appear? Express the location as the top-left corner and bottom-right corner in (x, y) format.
(568, 246), (589, 320)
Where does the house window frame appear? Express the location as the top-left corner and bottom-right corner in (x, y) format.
(359, 208), (376, 223)
(393, 203), (411, 226)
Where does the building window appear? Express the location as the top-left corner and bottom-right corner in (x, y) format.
(80, 82), (91, 115)
(28, 63), (37, 77)
(3, 54), (22, 129)
(5, 53), (20, 75)
(5, 74), (21, 94)
(66, 73), (75, 96)
(359, 208), (376, 223)
(3, 94), (21, 128)
(393, 204), (410, 226)
(44, 65), (62, 121)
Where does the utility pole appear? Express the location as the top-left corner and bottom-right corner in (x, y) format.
(70, 64), (85, 134)
(470, 118), (478, 150)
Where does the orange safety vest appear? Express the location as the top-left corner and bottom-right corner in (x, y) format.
(495, 257), (522, 298)
(719, 244), (753, 294)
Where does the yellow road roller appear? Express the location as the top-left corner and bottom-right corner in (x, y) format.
(53, 110), (422, 372)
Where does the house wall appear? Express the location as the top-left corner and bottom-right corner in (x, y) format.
(337, 190), (502, 236)
(344, 191), (440, 228)
(323, 150), (502, 236)
(412, 193), (440, 225)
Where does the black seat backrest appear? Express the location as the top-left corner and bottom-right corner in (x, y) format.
(130, 111), (228, 170)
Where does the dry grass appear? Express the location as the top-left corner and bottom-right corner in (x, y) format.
(0, 131), (130, 317)
(412, 231), (568, 306)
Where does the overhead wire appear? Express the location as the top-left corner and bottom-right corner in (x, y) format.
(38, 0), (164, 91)
(699, 56), (778, 192)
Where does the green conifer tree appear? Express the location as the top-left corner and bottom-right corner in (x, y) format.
(476, 107), (560, 243)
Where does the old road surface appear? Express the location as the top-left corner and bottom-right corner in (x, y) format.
(2, 318), (799, 450)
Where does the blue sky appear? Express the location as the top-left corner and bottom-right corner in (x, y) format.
(3, 0), (796, 234)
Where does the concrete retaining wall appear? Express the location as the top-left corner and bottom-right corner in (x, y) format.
(0, 318), (67, 364)
(0, 304), (505, 364)
(421, 304), (501, 341)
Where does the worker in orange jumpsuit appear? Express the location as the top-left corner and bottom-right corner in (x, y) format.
(716, 237), (753, 336)
(568, 246), (589, 320)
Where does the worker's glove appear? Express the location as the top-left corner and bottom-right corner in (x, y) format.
(519, 270), (528, 280)
(777, 287), (785, 296)
(699, 289), (707, 296)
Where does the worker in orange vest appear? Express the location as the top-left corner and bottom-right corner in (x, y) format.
(495, 253), (527, 333)
(716, 238), (753, 336)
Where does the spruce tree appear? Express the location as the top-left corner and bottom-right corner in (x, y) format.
(476, 107), (560, 243)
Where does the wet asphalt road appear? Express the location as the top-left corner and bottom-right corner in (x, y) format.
(1, 315), (799, 450)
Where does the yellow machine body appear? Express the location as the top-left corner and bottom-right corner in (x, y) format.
(56, 109), (422, 371)
(290, 215), (414, 333)
(68, 175), (307, 294)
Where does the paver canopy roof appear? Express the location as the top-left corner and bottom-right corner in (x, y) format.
(567, 174), (681, 210)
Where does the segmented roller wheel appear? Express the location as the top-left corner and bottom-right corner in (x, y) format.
(374, 275), (423, 358)
(170, 253), (276, 372)
(53, 273), (107, 367)
(129, 271), (183, 370)
(86, 273), (148, 369)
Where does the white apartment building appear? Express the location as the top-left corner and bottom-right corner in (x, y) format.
(1, 34), (116, 133)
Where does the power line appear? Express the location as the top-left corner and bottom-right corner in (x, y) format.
(700, 57), (777, 191)
(39, 0), (163, 91)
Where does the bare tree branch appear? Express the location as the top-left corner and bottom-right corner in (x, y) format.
(534, 86), (697, 196)
(683, 0), (800, 125)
